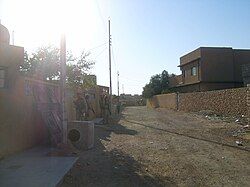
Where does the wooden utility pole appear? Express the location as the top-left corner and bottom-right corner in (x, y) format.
(60, 35), (67, 144)
(117, 71), (120, 97)
(12, 31), (14, 45)
(108, 19), (112, 113)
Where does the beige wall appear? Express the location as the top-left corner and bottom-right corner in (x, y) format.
(147, 93), (177, 110)
(155, 93), (177, 109)
(0, 77), (49, 159)
(147, 87), (247, 117)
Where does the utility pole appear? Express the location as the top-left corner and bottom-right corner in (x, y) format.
(60, 35), (67, 144)
(0, 20), (2, 42)
(122, 84), (124, 94)
(108, 19), (112, 114)
(117, 71), (120, 97)
(12, 31), (14, 45)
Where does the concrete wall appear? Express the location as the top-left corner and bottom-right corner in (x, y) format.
(155, 93), (177, 109)
(180, 48), (201, 66)
(0, 77), (49, 159)
(234, 49), (250, 82)
(147, 93), (177, 110)
(201, 47), (234, 82)
(147, 87), (247, 117)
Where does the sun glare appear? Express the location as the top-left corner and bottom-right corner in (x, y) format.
(3, 0), (101, 51)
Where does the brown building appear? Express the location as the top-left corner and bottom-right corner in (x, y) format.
(170, 47), (250, 92)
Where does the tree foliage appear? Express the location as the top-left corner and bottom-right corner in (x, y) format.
(142, 70), (174, 98)
(20, 46), (95, 88)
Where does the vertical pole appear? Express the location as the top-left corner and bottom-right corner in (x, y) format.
(108, 19), (112, 114)
(0, 20), (2, 43)
(12, 31), (14, 45)
(60, 35), (67, 144)
(117, 71), (120, 97)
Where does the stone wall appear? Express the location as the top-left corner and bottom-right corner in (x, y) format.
(147, 87), (247, 117)
(178, 87), (247, 116)
(247, 85), (250, 117)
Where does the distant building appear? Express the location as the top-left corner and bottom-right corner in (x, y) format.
(98, 85), (109, 94)
(0, 23), (24, 88)
(120, 94), (144, 106)
(169, 47), (250, 92)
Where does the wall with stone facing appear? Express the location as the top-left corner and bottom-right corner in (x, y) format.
(178, 87), (247, 116)
(247, 85), (250, 117)
(147, 87), (247, 117)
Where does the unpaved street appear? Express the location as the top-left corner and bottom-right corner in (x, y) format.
(61, 106), (250, 187)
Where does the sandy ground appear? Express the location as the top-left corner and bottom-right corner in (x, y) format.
(60, 106), (250, 187)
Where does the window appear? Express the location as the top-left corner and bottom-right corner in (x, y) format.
(0, 67), (7, 88)
(182, 70), (185, 77)
(191, 67), (197, 76)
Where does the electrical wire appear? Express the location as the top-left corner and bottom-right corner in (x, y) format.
(87, 42), (108, 53)
(94, 46), (107, 60)
(94, 0), (108, 34)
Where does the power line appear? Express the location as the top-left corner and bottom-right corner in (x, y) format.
(93, 46), (107, 60)
(87, 42), (107, 53)
(120, 75), (145, 84)
(95, 0), (107, 34)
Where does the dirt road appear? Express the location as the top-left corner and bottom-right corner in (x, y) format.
(61, 106), (250, 187)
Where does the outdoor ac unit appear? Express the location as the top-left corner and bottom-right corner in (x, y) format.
(67, 121), (94, 150)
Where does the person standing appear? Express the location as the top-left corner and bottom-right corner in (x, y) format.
(73, 93), (87, 121)
(85, 94), (95, 120)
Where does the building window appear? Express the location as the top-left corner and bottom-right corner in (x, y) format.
(0, 67), (7, 88)
(182, 70), (185, 77)
(191, 67), (197, 76)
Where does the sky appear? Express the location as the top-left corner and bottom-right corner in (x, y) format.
(1, 0), (250, 95)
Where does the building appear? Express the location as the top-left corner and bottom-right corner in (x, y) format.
(169, 47), (250, 92)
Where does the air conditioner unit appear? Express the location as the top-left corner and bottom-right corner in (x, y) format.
(67, 121), (94, 150)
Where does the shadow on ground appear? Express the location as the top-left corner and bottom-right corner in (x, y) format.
(60, 114), (174, 187)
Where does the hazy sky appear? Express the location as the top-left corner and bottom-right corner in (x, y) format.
(1, 0), (250, 94)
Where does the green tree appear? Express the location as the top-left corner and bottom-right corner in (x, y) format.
(142, 70), (174, 98)
(66, 51), (95, 89)
(20, 46), (60, 80)
(20, 46), (95, 88)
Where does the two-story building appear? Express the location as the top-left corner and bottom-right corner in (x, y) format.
(170, 47), (250, 92)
